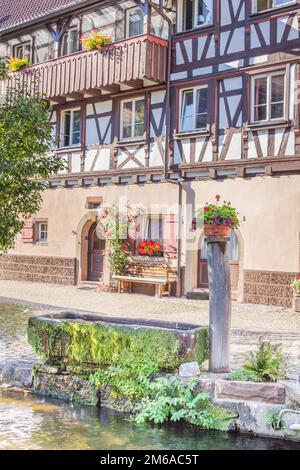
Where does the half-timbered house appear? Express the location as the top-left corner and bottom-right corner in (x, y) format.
(0, 0), (299, 307)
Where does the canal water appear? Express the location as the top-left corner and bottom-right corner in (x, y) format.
(1, 301), (300, 450)
(1, 388), (300, 450)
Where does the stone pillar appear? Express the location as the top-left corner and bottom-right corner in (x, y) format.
(206, 237), (231, 373)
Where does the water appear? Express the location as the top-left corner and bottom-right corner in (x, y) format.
(1, 388), (300, 450)
(0, 301), (300, 450)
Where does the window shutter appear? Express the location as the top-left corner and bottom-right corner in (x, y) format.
(163, 214), (177, 259)
(21, 218), (34, 243)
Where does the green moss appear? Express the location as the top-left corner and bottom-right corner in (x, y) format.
(28, 319), (207, 370)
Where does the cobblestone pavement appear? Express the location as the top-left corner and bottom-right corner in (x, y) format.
(0, 280), (299, 374)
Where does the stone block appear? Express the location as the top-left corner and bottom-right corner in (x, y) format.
(179, 362), (200, 378)
(280, 381), (300, 405)
(215, 380), (285, 404)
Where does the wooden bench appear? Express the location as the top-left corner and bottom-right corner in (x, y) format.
(112, 261), (177, 298)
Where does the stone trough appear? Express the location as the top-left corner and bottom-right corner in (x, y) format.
(28, 312), (208, 368)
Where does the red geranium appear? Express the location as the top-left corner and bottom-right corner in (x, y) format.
(138, 240), (162, 257)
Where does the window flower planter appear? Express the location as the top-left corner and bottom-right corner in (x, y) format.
(203, 225), (231, 238)
(80, 30), (112, 51)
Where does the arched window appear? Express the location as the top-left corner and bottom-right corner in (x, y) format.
(201, 231), (239, 261)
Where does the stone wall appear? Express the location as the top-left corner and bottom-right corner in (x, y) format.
(244, 270), (299, 308)
(0, 255), (76, 285)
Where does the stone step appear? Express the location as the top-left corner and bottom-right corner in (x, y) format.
(186, 289), (209, 300)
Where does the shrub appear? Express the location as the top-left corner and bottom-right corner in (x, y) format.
(135, 377), (234, 431)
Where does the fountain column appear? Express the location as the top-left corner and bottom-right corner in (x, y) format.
(206, 236), (231, 373)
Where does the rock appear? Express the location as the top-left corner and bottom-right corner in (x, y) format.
(179, 362), (200, 378)
(11, 366), (33, 388)
(280, 380), (300, 405)
(215, 380), (285, 404)
(33, 369), (100, 406)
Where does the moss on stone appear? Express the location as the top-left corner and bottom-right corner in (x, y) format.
(28, 317), (208, 372)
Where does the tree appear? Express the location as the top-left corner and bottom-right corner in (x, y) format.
(0, 88), (64, 252)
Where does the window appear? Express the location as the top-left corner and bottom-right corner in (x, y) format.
(180, 86), (208, 132)
(251, 72), (286, 123)
(61, 26), (79, 56)
(126, 6), (144, 38)
(120, 97), (145, 140)
(61, 109), (81, 147)
(182, 0), (213, 31)
(37, 222), (48, 243)
(254, 0), (295, 13)
(14, 42), (31, 59)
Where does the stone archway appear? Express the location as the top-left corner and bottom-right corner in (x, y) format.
(75, 211), (109, 285)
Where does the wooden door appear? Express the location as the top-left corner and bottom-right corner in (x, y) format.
(88, 223), (106, 282)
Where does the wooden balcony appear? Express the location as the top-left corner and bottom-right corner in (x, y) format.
(5, 34), (168, 102)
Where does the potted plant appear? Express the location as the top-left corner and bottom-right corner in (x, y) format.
(7, 56), (31, 72)
(195, 195), (242, 237)
(291, 277), (300, 313)
(138, 240), (163, 257)
(81, 30), (112, 51)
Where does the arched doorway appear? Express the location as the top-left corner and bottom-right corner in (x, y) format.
(87, 222), (106, 281)
(198, 231), (240, 300)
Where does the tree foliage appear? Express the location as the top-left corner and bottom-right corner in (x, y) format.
(0, 89), (64, 252)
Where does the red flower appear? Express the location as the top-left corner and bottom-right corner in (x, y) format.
(204, 206), (210, 212)
(138, 240), (162, 256)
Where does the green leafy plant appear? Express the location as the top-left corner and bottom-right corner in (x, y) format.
(195, 195), (243, 230)
(244, 341), (287, 382)
(228, 368), (262, 382)
(0, 59), (8, 80)
(267, 410), (285, 431)
(97, 206), (140, 275)
(0, 88), (64, 252)
(135, 377), (234, 431)
(291, 277), (300, 294)
(230, 341), (287, 383)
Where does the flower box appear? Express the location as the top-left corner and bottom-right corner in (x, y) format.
(204, 224), (231, 238)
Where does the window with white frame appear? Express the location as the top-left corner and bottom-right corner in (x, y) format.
(120, 97), (145, 140)
(182, 0), (213, 32)
(61, 26), (79, 56)
(180, 86), (208, 132)
(14, 41), (31, 59)
(36, 222), (48, 243)
(253, 0), (295, 13)
(126, 6), (144, 38)
(61, 108), (81, 147)
(251, 72), (286, 123)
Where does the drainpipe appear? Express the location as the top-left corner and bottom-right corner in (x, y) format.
(143, 1), (183, 294)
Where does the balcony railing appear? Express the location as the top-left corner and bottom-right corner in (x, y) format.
(4, 34), (168, 101)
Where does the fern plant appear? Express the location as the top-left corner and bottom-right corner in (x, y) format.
(135, 377), (234, 431)
(244, 341), (287, 382)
